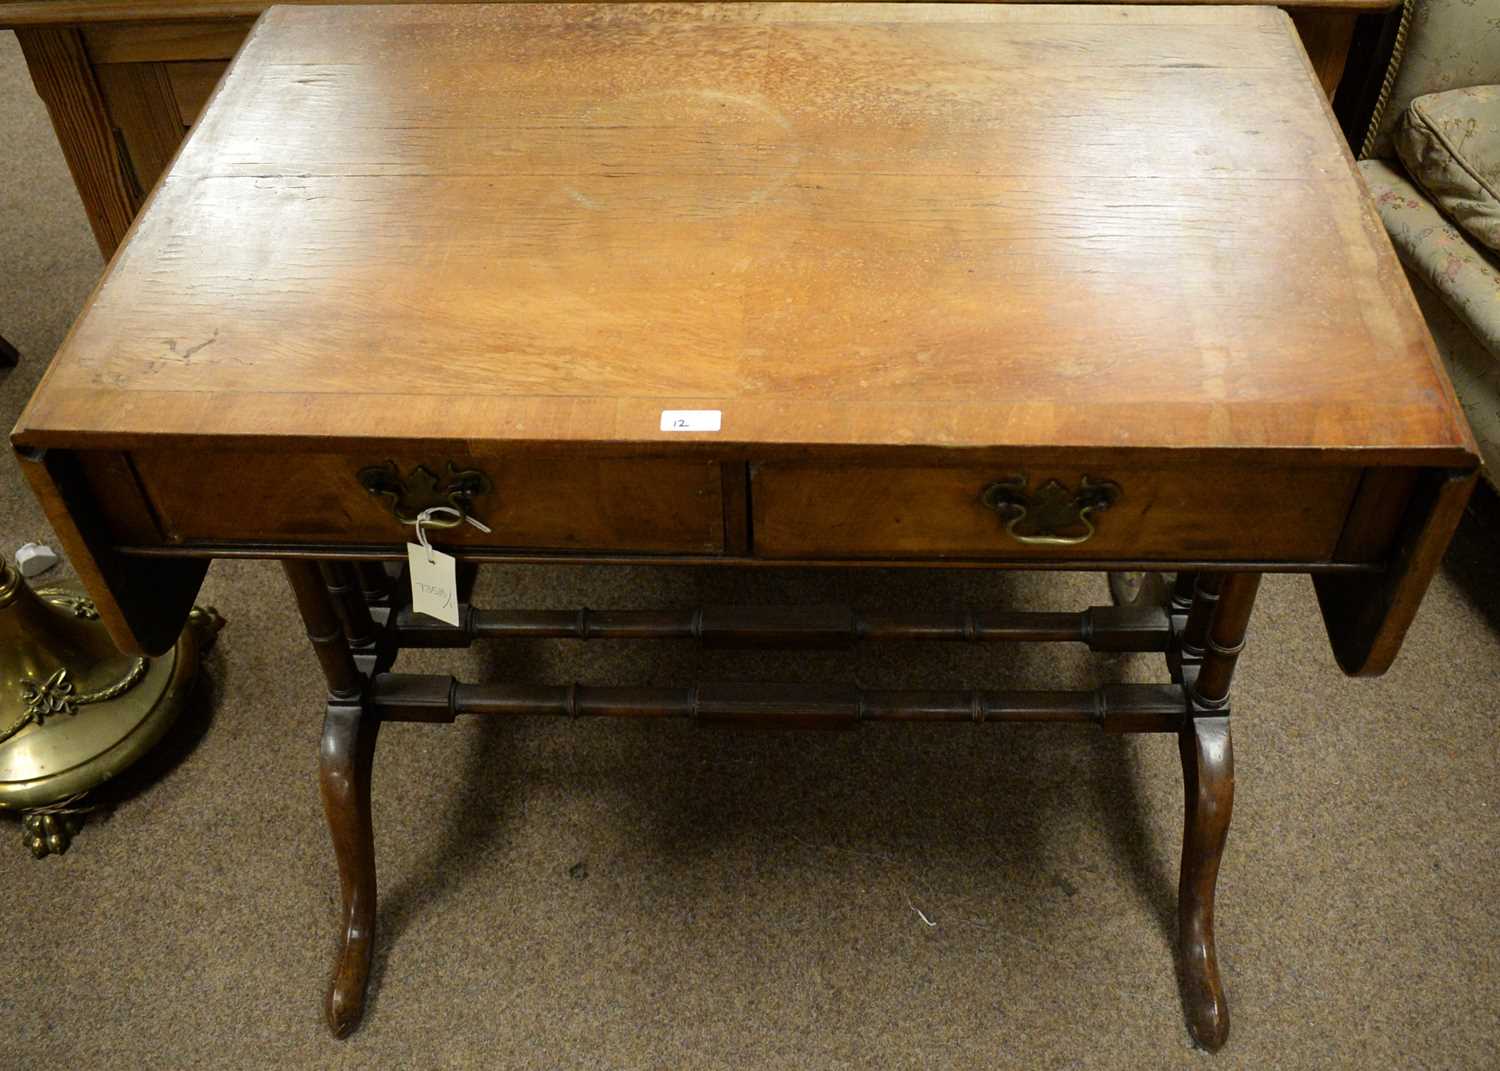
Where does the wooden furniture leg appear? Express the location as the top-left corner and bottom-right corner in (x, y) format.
(354, 561), (395, 607)
(319, 695), (379, 1039)
(16, 27), (137, 258)
(1169, 571), (1197, 616)
(285, 560), (378, 1038)
(319, 562), (377, 647)
(320, 560), (386, 674)
(1179, 714), (1234, 1050)
(1176, 572), (1260, 1051)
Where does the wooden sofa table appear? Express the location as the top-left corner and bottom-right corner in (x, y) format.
(11, 2), (1478, 1051)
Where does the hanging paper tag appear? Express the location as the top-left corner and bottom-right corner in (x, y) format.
(407, 543), (460, 625)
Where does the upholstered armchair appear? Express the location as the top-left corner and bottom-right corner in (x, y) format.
(1358, 0), (1500, 486)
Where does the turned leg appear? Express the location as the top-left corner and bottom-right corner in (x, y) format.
(321, 560), (388, 676)
(1169, 571), (1197, 617)
(355, 561), (394, 604)
(285, 560), (378, 1038)
(1175, 572), (1259, 1051)
(320, 562), (378, 649)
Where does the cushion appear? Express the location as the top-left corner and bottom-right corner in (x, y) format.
(1359, 158), (1500, 357)
(1367, 0), (1500, 158)
(1405, 270), (1500, 490)
(1396, 85), (1500, 254)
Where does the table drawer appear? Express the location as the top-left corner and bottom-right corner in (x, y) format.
(131, 451), (725, 553)
(750, 461), (1359, 561)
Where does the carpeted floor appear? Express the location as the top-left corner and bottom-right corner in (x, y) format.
(2, 28), (1498, 1071)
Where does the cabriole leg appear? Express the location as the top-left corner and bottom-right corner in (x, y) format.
(1179, 714), (1233, 1050)
(1176, 571), (1259, 1051)
(319, 697), (379, 1038)
(285, 560), (378, 1038)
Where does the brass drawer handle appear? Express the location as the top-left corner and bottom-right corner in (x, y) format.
(980, 475), (1122, 546)
(358, 461), (493, 526)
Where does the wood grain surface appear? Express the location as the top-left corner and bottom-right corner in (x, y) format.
(93, 59), (183, 196)
(751, 460), (1360, 560)
(14, 26), (137, 252)
(163, 60), (226, 123)
(80, 18), (253, 61)
(131, 450), (727, 552)
(1314, 468), (1479, 675)
(0, 0), (1405, 31)
(1288, 8), (1358, 97)
(11, 3), (1472, 465)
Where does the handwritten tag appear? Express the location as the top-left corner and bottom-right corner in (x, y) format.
(407, 543), (460, 625)
(660, 409), (722, 432)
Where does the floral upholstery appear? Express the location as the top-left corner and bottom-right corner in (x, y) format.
(1361, 159), (1500, 353)
(1396, 85), (1500, 254)
(1360, 0), (1500, 488)
(1408, 271), (1500, 481)
(1368, 0), (1500, 160)
(1361, 159), (1500, 484)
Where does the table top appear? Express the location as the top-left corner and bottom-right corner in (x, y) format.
(0, 0), (1405, 31)
(12, 2), (1475, 467)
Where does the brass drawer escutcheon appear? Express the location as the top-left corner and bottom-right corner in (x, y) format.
(358, 461), (492, 527)
(980, 475), (1122, 546)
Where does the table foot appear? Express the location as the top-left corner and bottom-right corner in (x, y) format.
(1178, 713), (1233, 1051)
(319, 697), (379, 1038)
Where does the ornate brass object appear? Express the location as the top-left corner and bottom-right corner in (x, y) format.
(980, 475), (1122, 546)
(357, 461), (492, 527)
(0, 560), (223, 856)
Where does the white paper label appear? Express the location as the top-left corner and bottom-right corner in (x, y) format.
(660, 409), (722, 432)
(407, 543), (460, 625)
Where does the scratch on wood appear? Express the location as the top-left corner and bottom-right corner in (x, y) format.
(166, 330), (219, 361)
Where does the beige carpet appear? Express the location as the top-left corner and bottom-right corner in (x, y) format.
(3, 29), (1498, 1070)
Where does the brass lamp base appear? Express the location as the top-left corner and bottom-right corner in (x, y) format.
(0, 560), (222, 856)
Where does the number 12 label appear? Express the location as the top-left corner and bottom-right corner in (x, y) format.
(660, 410), (722, 432)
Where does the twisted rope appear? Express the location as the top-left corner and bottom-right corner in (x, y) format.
(0, 710), (32, 747)
(1360, 0), (1416, 160)
(73, 658), (149, 705)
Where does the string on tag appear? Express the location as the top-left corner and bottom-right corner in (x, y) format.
(410, 506), (492, 563)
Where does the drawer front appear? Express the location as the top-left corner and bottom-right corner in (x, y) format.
(132, 451), (725, 553)
(751, 462), (1359, 561)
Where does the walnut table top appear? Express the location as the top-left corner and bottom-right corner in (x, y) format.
(12, 2), (1479, 671)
